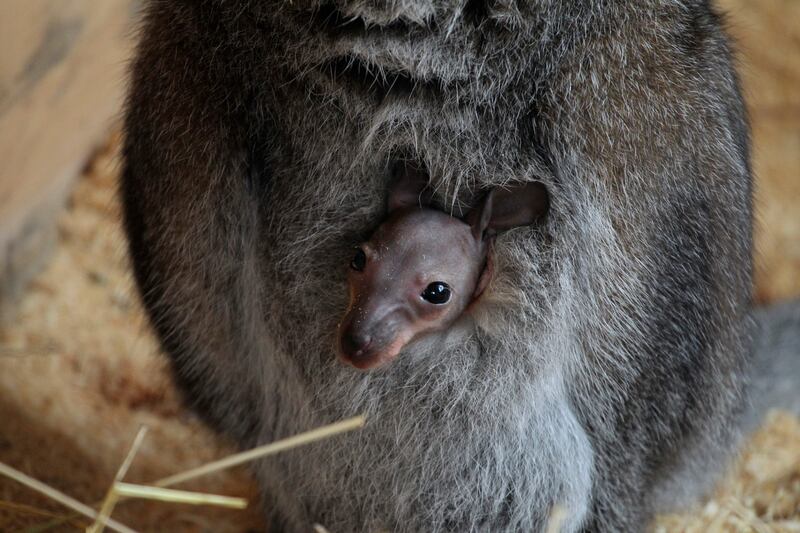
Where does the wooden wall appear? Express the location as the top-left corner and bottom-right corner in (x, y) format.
(0, 0), (136, 320)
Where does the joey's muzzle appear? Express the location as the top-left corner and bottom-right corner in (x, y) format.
(337, 311), (408, 370)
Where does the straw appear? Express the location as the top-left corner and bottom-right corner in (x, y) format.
(113, 482), (247, 509)
(19, 415), (366, 532)
(88, 426), (148, 533)
(154, 415), (366, 488)
(546, 504), (567, 533)
(0, 461), (137, 533)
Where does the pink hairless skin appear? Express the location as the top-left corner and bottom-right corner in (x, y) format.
(338, 166), (549, 370)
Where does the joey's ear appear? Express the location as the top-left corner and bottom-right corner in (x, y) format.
(387, 161), (431, 213)
(466, 189), (494, 240)
(488, 182), (549, 231)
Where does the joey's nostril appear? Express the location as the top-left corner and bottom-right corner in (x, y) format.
(341, 329), (372, 358)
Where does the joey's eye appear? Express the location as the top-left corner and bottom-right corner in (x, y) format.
(351, 248), (367, 271)
(421, 282), (451, 304)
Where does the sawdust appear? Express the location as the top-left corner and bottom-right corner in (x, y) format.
(653, 411), (800, 532)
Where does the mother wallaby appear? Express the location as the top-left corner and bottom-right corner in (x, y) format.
(122, 1), (799, 531)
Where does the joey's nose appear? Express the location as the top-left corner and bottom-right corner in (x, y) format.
(340, 328), (373, 359)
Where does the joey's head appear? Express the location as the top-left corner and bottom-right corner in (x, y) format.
(338, 165), (549, 370)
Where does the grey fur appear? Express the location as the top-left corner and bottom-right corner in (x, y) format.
(121, 1), (796, 531)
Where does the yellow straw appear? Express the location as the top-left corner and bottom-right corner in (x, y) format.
(155, 415), (366, 487)
(88, 426), (148, 533)
(113, 482), (247, 509)
(0, 461), (137, 533)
